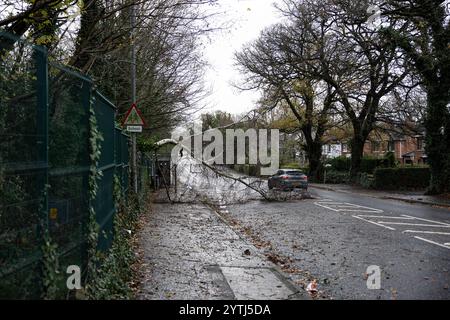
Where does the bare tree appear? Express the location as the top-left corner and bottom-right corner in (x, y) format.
(235, 22), (340, 181)
(265, 0), (412, 179)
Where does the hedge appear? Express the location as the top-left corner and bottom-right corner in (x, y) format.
(327, 154), (396, 174)
(323, 171), (350, 184)
(373, 167), (430, 190)
(327, 156), (351, 172)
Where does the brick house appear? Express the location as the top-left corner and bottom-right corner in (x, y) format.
(322, 127), (427, 165)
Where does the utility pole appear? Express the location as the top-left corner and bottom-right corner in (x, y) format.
(130, 1), (138, 194)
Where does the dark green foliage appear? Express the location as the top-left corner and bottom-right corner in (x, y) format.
(323, 171), (350, 184)
(360, 157), (381, 174)
(356, 172), (374, 189)
(385, 151), (397, 168)
(373, 167), (431, 190)
(327, 156), (351, 172)
(86, 178), (142, 300)
(0, 33), (134, 299)
(327, 154), (396, 174)
(382, 1), (450, 193)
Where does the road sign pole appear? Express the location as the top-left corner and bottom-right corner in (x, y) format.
(132, 133), (137, 193)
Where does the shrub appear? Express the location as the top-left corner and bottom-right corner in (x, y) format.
(373, 167), (431, 190)
(357, 172), (374, 189)
(327, 153), (397, 174)
(327, 156), (351, 172)
(385, 151), (397, 167)
(360, 157), (380, 174)
(323, 170), (350, 184)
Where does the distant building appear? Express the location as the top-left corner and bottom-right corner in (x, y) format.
(321, 126), (427, 165)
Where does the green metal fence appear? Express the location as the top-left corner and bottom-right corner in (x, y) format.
(0, 32), (130, 298)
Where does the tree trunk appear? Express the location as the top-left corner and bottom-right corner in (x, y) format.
(349, 135), (366, 181)
(424, 88), (450, 194)
(307, 142), (323, 182)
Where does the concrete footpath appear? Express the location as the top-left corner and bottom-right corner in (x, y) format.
(310, 184), (450, 209)
(137, 202), (305, 300)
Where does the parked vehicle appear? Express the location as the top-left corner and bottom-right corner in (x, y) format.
(268, 169), (308, 191)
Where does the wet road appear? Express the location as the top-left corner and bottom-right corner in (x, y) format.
(145, 158), (450, 299)
(222, 187), (450, 299)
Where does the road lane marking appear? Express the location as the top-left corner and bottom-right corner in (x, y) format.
(314, 202), (340, 211)
(338, 209), (385, 213)
(352, 215), (396, 231)
(315, 200), (450, 250)
(403, 230), (450, 235)
(336, 205), (363, 208)
(314, 201), (383, 213)
(376, 222), (450, 228)
(414, 236), (450, 250)
(401, 214), (450, 226)
(358, 215), (415, 220)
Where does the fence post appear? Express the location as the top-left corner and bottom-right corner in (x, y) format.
(81, 79), (92, 284)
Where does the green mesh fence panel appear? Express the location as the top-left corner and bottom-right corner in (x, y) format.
(93, 92), (116, 251)
(0, 32), (48, 299)
(0, 32), (131, 299)
(47, 62), (92, 297)
(121, 132), (130, 194)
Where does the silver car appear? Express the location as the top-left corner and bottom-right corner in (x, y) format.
(268, 169), (308, 191)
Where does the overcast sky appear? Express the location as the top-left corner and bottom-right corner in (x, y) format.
(200, 0), (284, 117)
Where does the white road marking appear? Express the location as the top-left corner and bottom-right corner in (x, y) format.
(314, 201), (383, 213)
(321, 202), (345, 205)
(357, 215), (415, 220)
(401, 214), (450, 226)
(352, 215), (396, 231)
(338, 209), (383, 213)
(315, 199), (450, 250)
(414, 236), (450, 250)
(342, 203), (383, 212)
(403, 230), (450, 236)
(376, 222), (450, 228)
(336, 205), (361, 208)
(314, 202), (340, 212)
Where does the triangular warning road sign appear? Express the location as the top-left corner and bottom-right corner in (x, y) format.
(123, 103), (146, 127)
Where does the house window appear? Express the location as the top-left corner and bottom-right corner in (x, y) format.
(417, 137), (424, 151)
(388, 141), (395, 152)
(371, 141), (380, 152)
(342, 143), (348, 153)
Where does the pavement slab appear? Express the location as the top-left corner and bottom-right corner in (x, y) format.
(137, 203), (305, 300)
